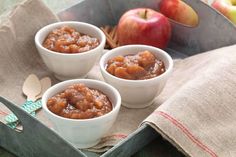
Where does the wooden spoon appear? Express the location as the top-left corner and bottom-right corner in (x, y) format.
(5, 74), (42, 125)
(35, 77), (51, 100)
(5, 75), (51, 125)
(22, 74), (41, 102)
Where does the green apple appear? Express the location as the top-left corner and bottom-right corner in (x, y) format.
(212, 0), (236, 24)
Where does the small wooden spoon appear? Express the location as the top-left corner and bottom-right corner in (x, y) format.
(5, 75), (50, 126)
(35, 77), (51, 100)
(22, 74), (41, 102)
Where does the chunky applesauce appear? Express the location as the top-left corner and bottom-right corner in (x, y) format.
(106, 50), (165, 80)
(43, 26), (100, 53)
(47, 83), (112, 119)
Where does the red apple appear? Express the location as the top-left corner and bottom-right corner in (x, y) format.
(212, 0), (236, 24)
(117, 8), (171, 49)
(159, 0), (199, 27)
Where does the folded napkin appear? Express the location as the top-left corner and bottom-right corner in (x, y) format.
(142, 46), (236, 157)
(87, 46), (236, 154)
(0, 0), (235, 156)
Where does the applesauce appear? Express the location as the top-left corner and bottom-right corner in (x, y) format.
(43, 26), (100, 53)
(106, 50), (165, 80)
(47, 83), (112, 119)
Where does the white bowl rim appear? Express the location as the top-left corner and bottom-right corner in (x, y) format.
(42, 79), (121, 122)
(35, 21), (106, 57)
(99, 44), (174, 83)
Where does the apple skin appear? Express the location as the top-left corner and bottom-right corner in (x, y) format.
(159, 0), (198, 27)
(212, 0), (236, 24)
(117, 8), (171, 49)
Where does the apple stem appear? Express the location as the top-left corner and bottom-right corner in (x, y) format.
(144, 9), (147, 19)
(139, 9), (148, 19)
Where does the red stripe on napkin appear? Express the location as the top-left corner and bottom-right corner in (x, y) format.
(106, 134), (127, 139)
(0, 110), (7, 116)
(155, 111), (217, 157)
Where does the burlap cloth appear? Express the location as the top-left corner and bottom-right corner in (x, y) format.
(0, 0), (236, 156)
